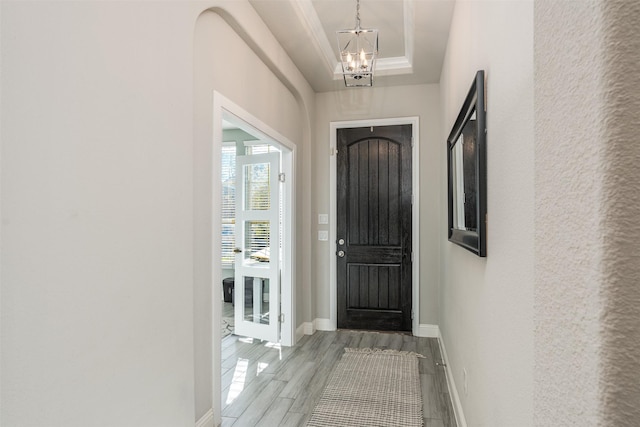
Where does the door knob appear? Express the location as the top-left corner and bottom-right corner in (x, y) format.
(337, 250), (345, 258)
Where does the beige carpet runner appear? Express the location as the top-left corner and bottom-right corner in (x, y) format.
(307, 348), (424, 427)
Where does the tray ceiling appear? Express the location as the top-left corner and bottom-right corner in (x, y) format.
(249, 0), (455, 92)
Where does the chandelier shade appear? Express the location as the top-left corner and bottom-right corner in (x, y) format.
(336, 0), (378, 87)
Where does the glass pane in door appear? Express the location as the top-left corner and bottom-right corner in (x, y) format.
(241, 276), (270, 325)
(244, 220), (271, 266)
(244, 163), (271, 211)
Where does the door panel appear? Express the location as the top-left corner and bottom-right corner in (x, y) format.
(234, 153), (280, 342)
(347, 264), (401, 309)
(337, 125), (412, 331)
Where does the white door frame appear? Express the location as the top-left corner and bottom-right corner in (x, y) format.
(329, 117), (420, 335)
(213, 91), (296, 345)
(212, 91), (296, 425)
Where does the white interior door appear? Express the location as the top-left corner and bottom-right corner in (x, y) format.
(234, 152), (280, 343)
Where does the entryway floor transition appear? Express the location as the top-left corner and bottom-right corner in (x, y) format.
(220, 329), (457, 427)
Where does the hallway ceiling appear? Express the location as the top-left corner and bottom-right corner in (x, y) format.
(249, 0), (455, 93)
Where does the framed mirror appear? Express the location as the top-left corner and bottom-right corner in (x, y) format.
(447, 70), (487, 257)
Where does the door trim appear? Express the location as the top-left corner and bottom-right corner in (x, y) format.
(214, 91), (296, 347)
(329, 117), (420, 334)
(212, 90), (297, 427)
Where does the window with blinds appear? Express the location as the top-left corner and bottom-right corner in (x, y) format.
(221, 145), (236, 267)
(246, 144), (278, 155)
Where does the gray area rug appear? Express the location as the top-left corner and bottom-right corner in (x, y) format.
(307, 348), (424, 427)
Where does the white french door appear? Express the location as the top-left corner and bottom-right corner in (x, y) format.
(233, 152), (281, 343)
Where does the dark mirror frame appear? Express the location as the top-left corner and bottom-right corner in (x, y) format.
(447, 70), (487, 257)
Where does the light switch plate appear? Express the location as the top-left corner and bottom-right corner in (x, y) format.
(318, 230), (329, 241)
(318, 214), (329, 224)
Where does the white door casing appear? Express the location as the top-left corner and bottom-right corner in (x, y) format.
(212, 91), (296, 427)
(329, 117), (420, 334)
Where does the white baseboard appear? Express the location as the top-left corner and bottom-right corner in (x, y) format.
(295, 323), (306, 341)
(314, 318), (335, 331)
(414, 323), (440, 338)
(437, 336), (468, 427)
(296, 321), (315, 340)
(195, 409), (214, 427)
(295, 319), (334, 341)
(307, 320), (436, 336)
(304, 321), (315, 335)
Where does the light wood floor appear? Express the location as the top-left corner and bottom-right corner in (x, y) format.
(220, 329), (457, 427)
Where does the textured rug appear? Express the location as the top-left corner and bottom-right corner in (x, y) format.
(222, 317), (234, 338)
(307, 348), (424, 427)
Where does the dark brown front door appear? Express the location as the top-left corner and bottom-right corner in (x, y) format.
(337, 124), (412, 331)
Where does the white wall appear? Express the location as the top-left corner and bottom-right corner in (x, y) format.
(439, 1), (534, 425)
(314, 84), (442, 326)
(1, 1), (315, 425)
(534, 1), (640, 424)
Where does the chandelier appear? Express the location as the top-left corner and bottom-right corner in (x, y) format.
(336, 0), (379, 87)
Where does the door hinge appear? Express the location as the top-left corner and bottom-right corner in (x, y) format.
(278, 173), (286, 183)
(279, 313), (284, 323)
(411, 310), (414, 320)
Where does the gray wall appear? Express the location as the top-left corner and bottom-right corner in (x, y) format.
(194, 6), (313, 421)
(1, 2), (199, 425)
(439, 1), (535, 425)
(1, 1), (315, 425)
(4, 1), (639, 426)
(314, 84), (442, 326)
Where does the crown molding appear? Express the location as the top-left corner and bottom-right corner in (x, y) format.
(290, 0), (338, 76)
(291, 0), (415, 80)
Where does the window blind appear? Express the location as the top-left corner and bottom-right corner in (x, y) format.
(221, 146), (236, 267)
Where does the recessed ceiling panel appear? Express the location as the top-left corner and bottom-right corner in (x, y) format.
(248, 0), (454, 92)
(312, 0), (405, 59)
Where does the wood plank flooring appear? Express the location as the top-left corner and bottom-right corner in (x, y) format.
(220, 330), (457, 427)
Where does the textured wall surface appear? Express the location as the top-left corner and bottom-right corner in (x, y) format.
(534, 2), (604, 423)
(598, 2), (640, 423)
(534, 1), (640, 424)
